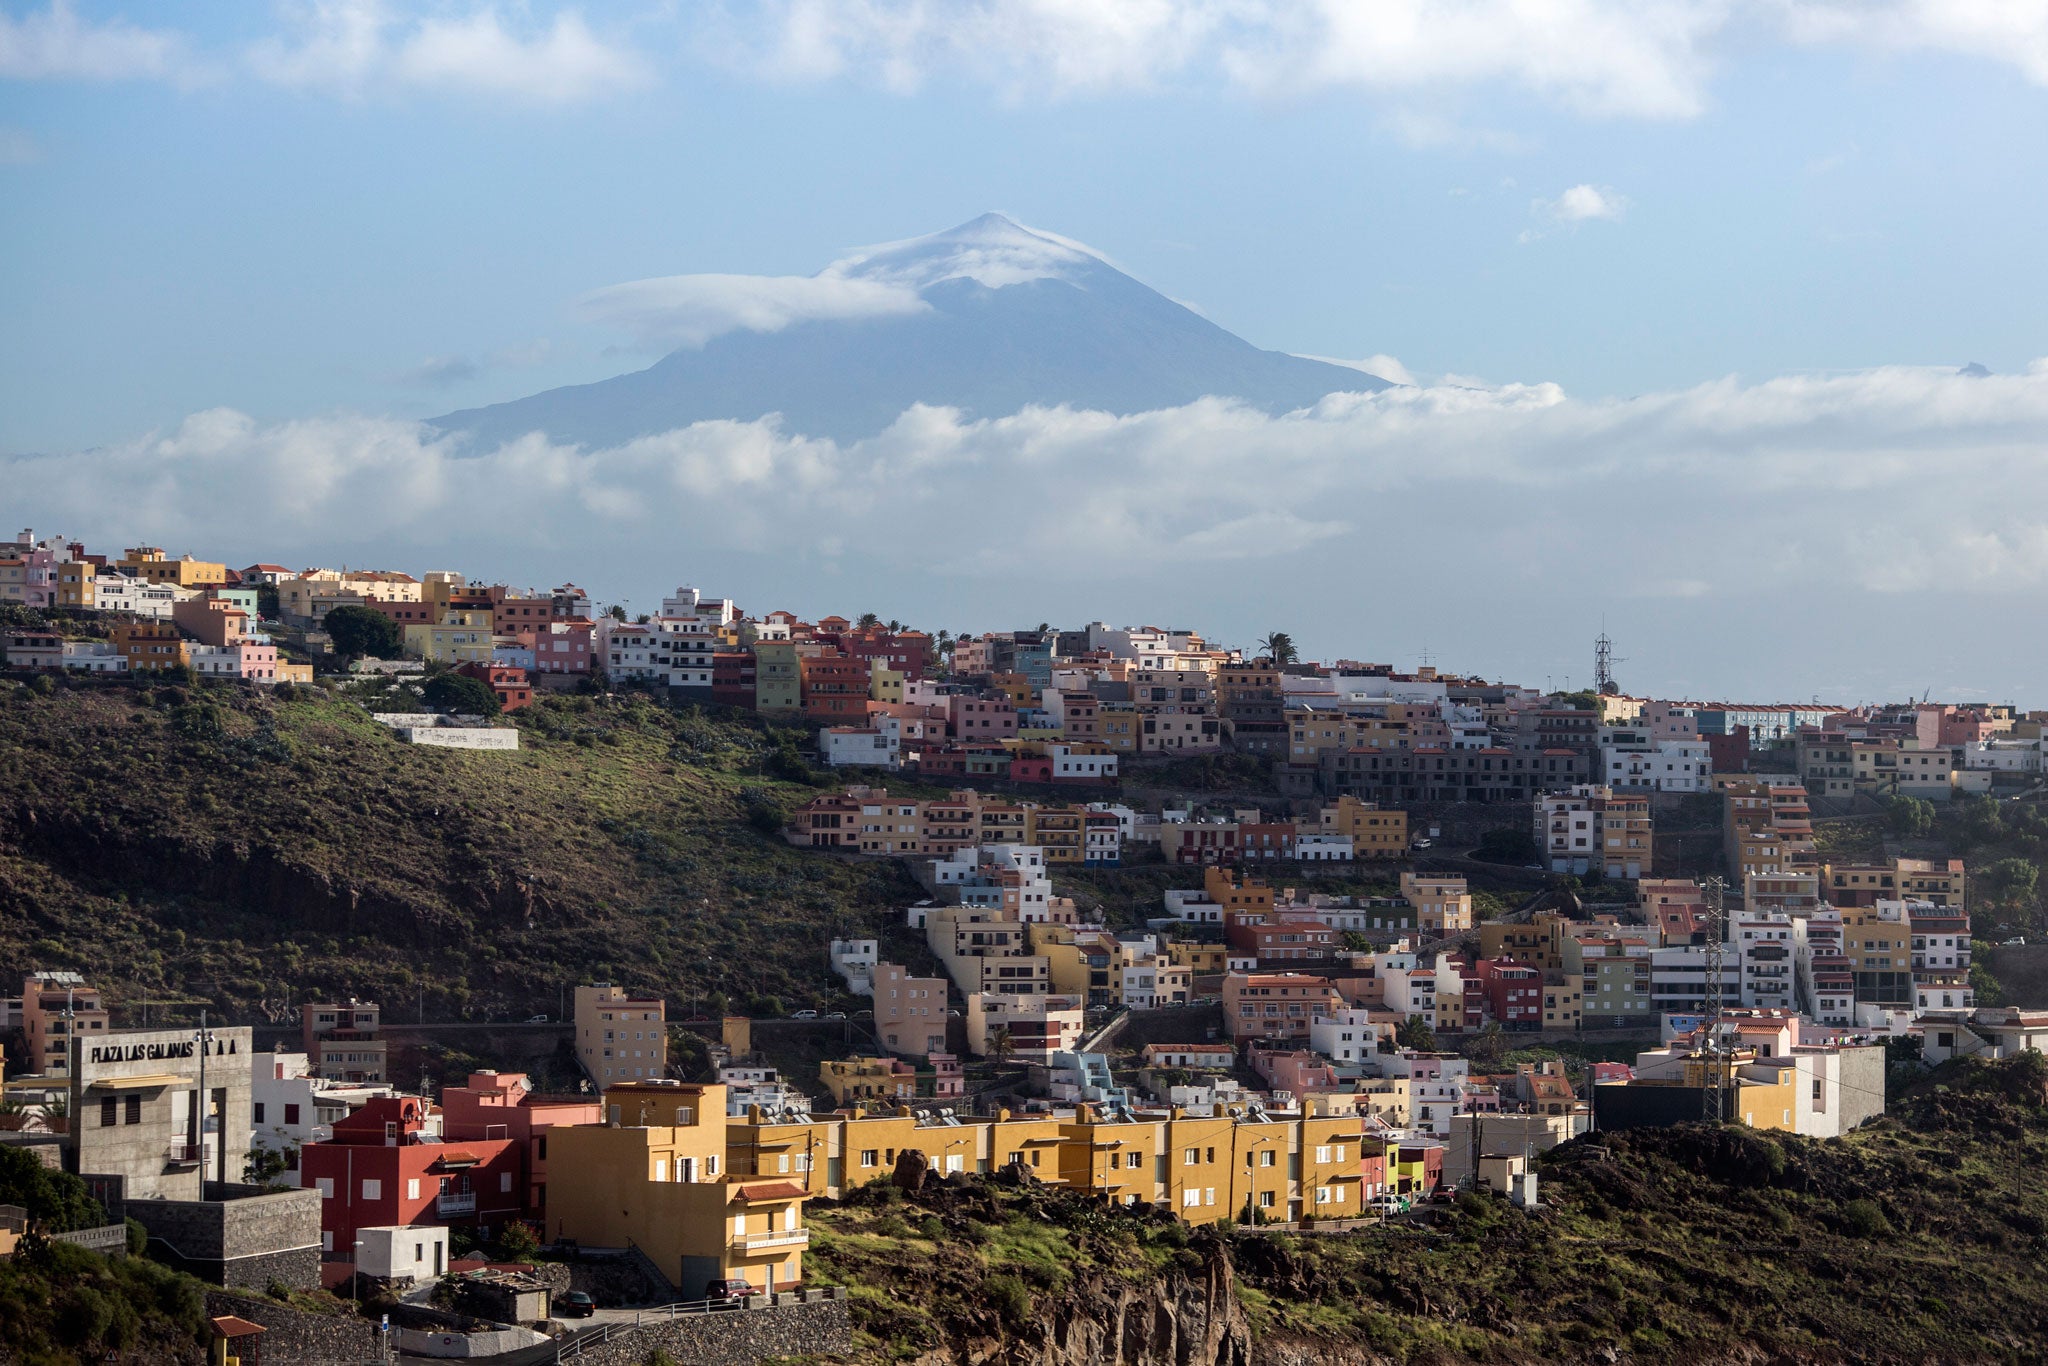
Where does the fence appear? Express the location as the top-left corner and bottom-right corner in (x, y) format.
(50, 1223), (129, 1255)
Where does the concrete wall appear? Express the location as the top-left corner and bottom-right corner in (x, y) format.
(1835, 1044), (1888, 1132)
(395, 1326), (546, 1357)
(401, 726), (519, 749)
(568, 1298), (851, 1366)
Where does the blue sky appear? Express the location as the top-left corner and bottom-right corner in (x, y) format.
(6, 2), (2048, 701)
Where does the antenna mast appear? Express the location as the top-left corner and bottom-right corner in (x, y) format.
(1701, 876), (1728, 1123)
(1594, 633), (1627, 696)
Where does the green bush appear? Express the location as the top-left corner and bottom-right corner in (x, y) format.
(985, 1273), (1033, 1329)
(1843, 1199), (1892, 1239)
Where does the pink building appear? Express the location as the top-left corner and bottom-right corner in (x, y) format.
(437, 1071), (602, 1225)
(531, 619), (595, 675)
(948, 694), (1018, 740)
(1247, 1047), (1339, 1096)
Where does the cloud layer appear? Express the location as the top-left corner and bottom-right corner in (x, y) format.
(12, 361), (2048, 697)
(577, 273), (930, 349)
(8, 2), (2048, 112)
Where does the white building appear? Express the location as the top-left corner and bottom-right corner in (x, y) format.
(1047, 743), (1118, 782)
(250, 1051), (395, 1172)
(1733, 911), (1798, 1012)
(60, 641), (127, 672)
(1384, 968), (1441, 1031)
(1599, 726), (1712, 794)
(1293, 834), (1355, 862)
(355, 1225), (449, 1284)
(1649, 945), (1743, 1015)
(716, 1065), (812, 1117)
(1308, 1009), (1388, 1067)
(830, 939), (879, 996)
(596, 619), (665, 682)
(822, 727), (900, 770)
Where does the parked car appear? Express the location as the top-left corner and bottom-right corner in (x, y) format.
(704, 1278), (754, 1308)
(2005, 936), (2028, 946)
(825, 1011), (847, 1020)
(556, 1292), (596, 1319)
(792, 1009), (819, 1020)
(524, 1014), (549, 1023)
(1366, 1194), (1406, 1215)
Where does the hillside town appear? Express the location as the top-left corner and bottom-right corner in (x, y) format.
(3, 528), (2047, 1346)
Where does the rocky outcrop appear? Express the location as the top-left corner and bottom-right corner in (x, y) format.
(906, 1241), (1254, 1366)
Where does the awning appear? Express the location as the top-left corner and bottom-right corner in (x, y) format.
(209, 1317), (266, 1340)
(89, 1074), (186, 1091)
(434, 1150), (482, 1168)
(735, 1182), (808, 1202)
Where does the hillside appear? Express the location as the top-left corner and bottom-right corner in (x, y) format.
(808, 1054), (2048, 1365)
(0, 680), (925, 1025)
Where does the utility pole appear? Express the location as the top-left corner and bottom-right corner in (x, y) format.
(1701, 877), (1728, 1124)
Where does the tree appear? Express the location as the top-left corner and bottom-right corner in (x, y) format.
(1396, 1015), (1440, 1053)
(607, 604), (627, 622)
(1886, 795), (1937, 840)
(1979, 857), (2039, 915)
(421, 671), (501, 718)
(857, 612), (881, 630)
(244, 1144), (294, 1189)
(1471, 1022), (1507, 1069)
(986, 1024), (1015, 1064)
(0, 1143), (102, 1230)
(322, 605), (401, 660)
(1258, 632), (1298, 666)
(1035, 622), (1051, 637)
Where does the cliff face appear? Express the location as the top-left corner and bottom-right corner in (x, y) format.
(906, 1246), (1256, 1366)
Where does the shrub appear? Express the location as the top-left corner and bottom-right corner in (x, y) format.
(985, 1273), (1032, 1329)
(1842, 1198), (1892, 1239)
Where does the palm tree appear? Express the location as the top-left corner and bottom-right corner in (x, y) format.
(887, 619), (902, 632)
(857, 612), (881, 630)
(987, 1024), (1015, 1064)
(1259, 631), (1298, 666)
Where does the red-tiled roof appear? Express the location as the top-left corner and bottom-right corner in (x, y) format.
(735, 1181), (808, 1201)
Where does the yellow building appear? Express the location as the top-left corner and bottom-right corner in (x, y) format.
(868, 661), (905, 704)
(550, 1082), (808, 1296)
(401, 611), (496, 664)
(118, 547), (228, 587)
(1095, 703), (1142, 754)
(1401, 871), (1473, 935)
(1167, 943), (1230, 975)
(56, 560), (95, 609)
(819, 1057), (918, 1107)
(1320, 797), (1409, 859)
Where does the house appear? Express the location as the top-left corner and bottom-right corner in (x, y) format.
(302, 1001), (386, 1084)
(819, 1057), (919, 1105)
(299, 1096), (522, 1255)
(872, 963), (950, 1057)
(1222, 972), (1344, 1045)
(438, 1071), (602, 1225)
(453, 662), (534, 712)
(2, 630), (61, 669)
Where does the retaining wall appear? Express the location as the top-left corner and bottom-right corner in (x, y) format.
(568, 1297), (851, 1366)
(203, 1290), (380, 1366)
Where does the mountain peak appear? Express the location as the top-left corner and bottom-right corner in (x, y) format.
(833, 213), (1107, 294)
(432, 216), (1388, 445)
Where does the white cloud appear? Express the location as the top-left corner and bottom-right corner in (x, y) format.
(1296, 353), (1418, 386)
(1781, 1), (2048, 86)
(17, 359), (2048, 595)
(392, 354), (479, 388)
(1520, 182), (1629, 241)
(247, 1), (647, 103)
(0, 0), (201, 83)
(577, 272), (930, 349)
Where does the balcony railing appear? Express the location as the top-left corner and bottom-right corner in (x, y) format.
(165, 1144), (205, 1164)
(436, 1192), (477, 1216)
(729, 1229), (810, 1253)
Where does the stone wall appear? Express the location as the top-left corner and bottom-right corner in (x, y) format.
(402, 726), (519, 750)
(204, 1290), (380, 1366)
(568, 1298), (851, 1366)
(529, 1255), (671, 1308)
(128, 1186), (322, 1290)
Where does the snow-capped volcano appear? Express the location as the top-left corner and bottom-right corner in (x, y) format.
(432, 213), (1389, 446)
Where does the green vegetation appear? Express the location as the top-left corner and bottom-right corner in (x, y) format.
(420, 669), (501, 717)
(320, 604), (402, 660)
(0, 684), (925, 1019)
(0, 1145), (104, 1232)
(811, 1055), (2048, 1364)
(0, 1238), (208, 1365)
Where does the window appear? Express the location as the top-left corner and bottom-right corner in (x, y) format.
(362, 1179), (382, 1200)
(316, 1178), (334, 1199)
(101, 1098), (118, 1128)
(125, 1095), (141, 1125)
(253, 1102), (266, 1124)
(1184, 1148), (1199, 1166)
(1182, 1190), (1200, 1208)
(407, 1178), (420, 1200)
(284, 1104), (300, 1126)
(501, 1173), (513, 1193)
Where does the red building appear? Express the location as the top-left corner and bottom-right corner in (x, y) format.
(711, 651), (757, 709)
(1239, 822), (1299, 861)
(455, 662), (534, 712)
(1225, 911), (1337, 967)
(1393, 1143), (1443, 1197)
(1473, 959), (1542, 1030)
(364, 600), (438, 628)
(1009, 755), (1053, 783)
(437, 1072), (602, 1226)
(799, 650), (870, 724)
(300, 1097), (520, 1257)
(827, 629), (933, 681)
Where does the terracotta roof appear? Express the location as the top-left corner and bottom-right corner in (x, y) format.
(210, 1317), (266, 1339)
(735, 1181), (808, 1201)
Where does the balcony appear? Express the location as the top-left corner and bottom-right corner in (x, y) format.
(729, 1229), (810, 1254)
(165, 1144), (205, 1165)
(436, 1192), (477, 1217)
